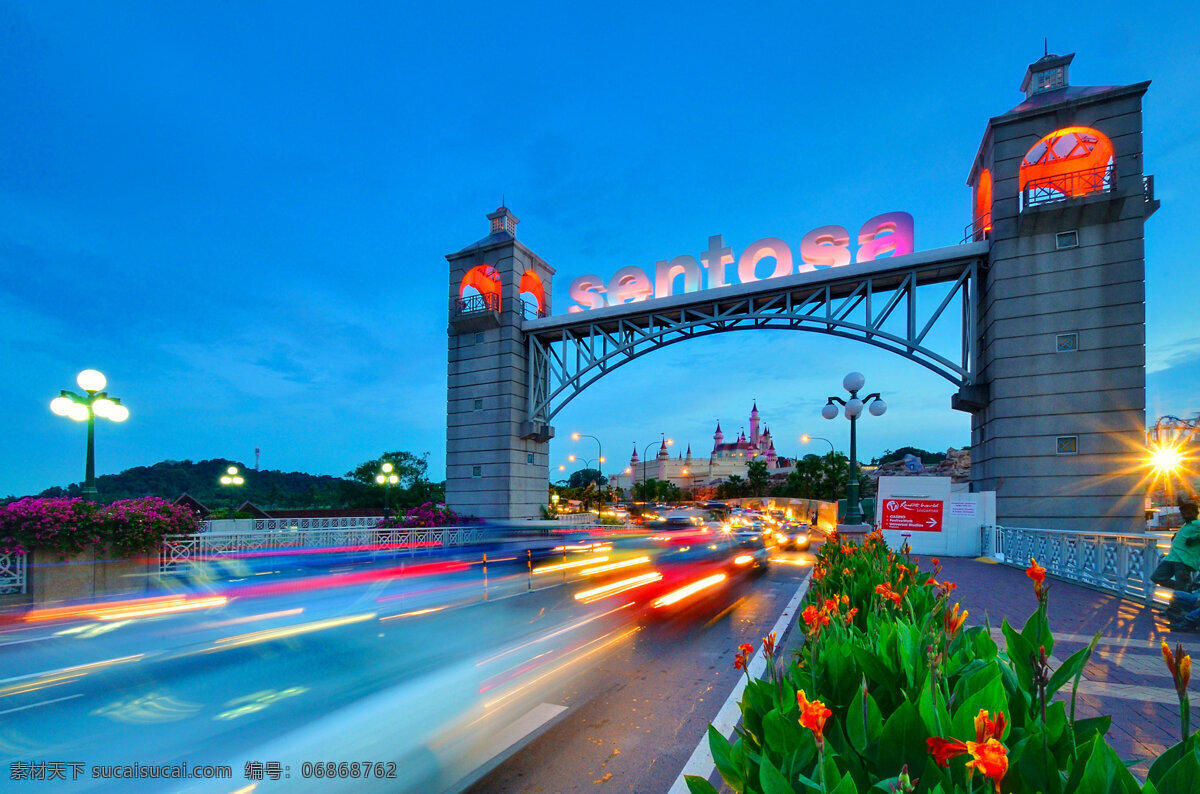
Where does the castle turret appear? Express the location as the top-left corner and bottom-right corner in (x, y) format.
(749, 401), (761, 448)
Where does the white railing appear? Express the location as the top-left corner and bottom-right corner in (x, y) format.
(0, 551), (27, 595)
(161, 525), (489, 574)
(988, 525), (1170, 605)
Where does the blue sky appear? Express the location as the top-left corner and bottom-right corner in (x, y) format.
(2, 1), (1197, 496)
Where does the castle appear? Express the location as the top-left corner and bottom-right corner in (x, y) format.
(605, 402), (796, 493)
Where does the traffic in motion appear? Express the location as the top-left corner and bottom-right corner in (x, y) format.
(0, 506), (819, 792)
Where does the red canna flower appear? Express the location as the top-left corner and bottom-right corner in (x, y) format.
(844, 607), (859, 626)
(965, 739), (1008, 792)
(944, 602), (968, 638)
(1026, 558), (1047, 598)
(762, 631), (776, 657)
(823, 598), (839, 613)
(926, 737), (968, 767)
(738, 642), (754, 656)
(973, 709), (1006, 743)
(796, 689), (832, 747)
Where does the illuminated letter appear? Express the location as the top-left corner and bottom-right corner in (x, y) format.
(568, 275), (608, 313)
(737, 238), (793, 284)
(856, 211), (914, 262)
(608, 266), (654, 305)
(800, 226), (850, 269)
(700, 235), (734, 289)
(654, 255), (702, 299)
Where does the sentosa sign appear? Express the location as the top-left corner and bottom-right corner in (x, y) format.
(568, 211), (914, 313)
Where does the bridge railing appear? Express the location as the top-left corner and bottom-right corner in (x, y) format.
(160, 524), (492, 574)
(1022, 163), (1116, 209)
(985, 524), (1170, 605)
(0, 551), (27, 595)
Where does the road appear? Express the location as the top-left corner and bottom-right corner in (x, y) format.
(0, 534), (815, 793)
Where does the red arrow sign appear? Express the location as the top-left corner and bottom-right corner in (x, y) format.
(880, 498), (943, 533)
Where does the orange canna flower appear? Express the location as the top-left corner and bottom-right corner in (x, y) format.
(965, 739), (1008, 792)
(734, 653), (746, 671)
(926, 736), (968, 767)
(973, 709), (1006, 743)
(945, 602), (968, 638)
(812, 565), (826, 581)
(823, 598), (839, 613)
(796, 689), (832, 747)
(841, 594), (849, 605)
(844, 607), (859, 626)
(1183, 654), (1192, 691)
(841, 567), (851, 576)
(738, 642), (754, 656)
(762, 631), (776, 657)
(802, 604), (829, 632)
(1162, 640), (1192, 697)
(931, 557), (940, 567)
(1026, 558), (1047, 597)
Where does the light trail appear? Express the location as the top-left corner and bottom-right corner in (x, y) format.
(651, 573), (727, 608)
(532, 556), (608, 574)
(573, 572), (663, 603)
(579, 556), (650, 576)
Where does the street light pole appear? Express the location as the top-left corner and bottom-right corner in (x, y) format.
(822, 372), (887, 526)
(220, 466), (244, 520)
(641, 435), (667, 502)
(376, 462), (400, 521)
(571, 432), (605, 504)
(50, 369), (130, 500)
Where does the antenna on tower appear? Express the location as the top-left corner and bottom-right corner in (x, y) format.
(1044, 37), (1048, 56)
(255, 447), (261, 471)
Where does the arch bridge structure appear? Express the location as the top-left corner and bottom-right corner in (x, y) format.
(445, 52), (1158, 531)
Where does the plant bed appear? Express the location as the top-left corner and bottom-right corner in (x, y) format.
(690, 530), (1199, 794)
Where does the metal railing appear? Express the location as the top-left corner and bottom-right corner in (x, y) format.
(986, 525), (1169, 605)
(521, 300), (547, 320)
(0, 551), (27, 595)
(161, 524), (490, 574)
(961, 212), (992, 244)
(1022, 163), (1115, 209)
(455, 292), (500, 315)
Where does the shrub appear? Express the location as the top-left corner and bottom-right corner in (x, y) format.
(0, 497), (200, 560)
(99, 498), (201, 558)
(690, 531), (1200, 794)
(378, 502), (474, 529)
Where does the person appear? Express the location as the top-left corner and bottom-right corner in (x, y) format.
(1151, 502), (1200, 627)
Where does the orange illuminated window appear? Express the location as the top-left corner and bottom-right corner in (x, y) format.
(973, 168), (992, 237)
(519, 270), (546, 316)
(460, 264), (501, 310)
(1018, 126), (1114, 198)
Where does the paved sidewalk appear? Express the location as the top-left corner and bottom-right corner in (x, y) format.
(938, 557), (1199, 776)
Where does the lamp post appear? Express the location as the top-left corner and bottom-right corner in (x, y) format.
(571, 432), (605, 505)
(50, 369), (129, 499)
(821, 372), (887, 526)
(375, 462), (400, 520)
(801, 434), (839, 501)
(219, 465), (244, 520)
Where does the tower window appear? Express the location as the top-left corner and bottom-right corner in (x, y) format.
(1056, 231), (1078, 249)
(474, 332), (485, 343)
(472, 465), (482, 477)
(473, 398), (484, 410)
(1056, 333), (1079, 353)
(527, 453), (535, 464)
(1055, 436), (1078, 455)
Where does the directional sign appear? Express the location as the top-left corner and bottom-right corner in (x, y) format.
(879, 498), (943, 533)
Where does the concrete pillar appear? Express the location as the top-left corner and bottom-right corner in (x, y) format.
(445, 208), (555, 521)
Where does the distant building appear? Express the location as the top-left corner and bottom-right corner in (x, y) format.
(607, 402), (796, 493)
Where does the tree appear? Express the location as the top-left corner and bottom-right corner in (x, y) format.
(632, 478), (682, 503)
(746, 460), (771, 496)
(346, 451), (443, 509)
(771, 452), (851, 501)
(568, 468), (607, 489)
(716, 474), (750, 500)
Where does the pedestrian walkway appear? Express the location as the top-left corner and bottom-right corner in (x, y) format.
(939, 557), (1199, 776)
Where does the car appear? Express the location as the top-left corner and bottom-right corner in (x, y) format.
(774, 523), (811, 551)
(729, 531), (770, 574)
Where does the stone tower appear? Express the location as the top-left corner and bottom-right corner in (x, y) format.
(958, 53), (1157, 532)
(445, 207), (556, 520)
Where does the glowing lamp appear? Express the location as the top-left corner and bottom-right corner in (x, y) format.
(68, 403), (89, 422)
(50, 396), (73, 416)
(375, 474), (386, 484)
(571, 432), (581, 440)
(382, 462), (394, 474)
(388, 474), (399, 484)
(108, 404), (129, 422)
(92, 398), (114, 418)
(77, 369), (107, 392)
(227, 466), (239, 476)
(1150, 445), (1183, 474)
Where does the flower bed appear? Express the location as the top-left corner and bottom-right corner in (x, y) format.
(377, 502), (475, 529)
(0, 497), (200, 559)
(690, 531), (1199, 794)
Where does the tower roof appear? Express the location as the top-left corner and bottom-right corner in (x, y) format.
(750, 401), (759, 416)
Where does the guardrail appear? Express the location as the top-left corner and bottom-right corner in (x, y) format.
(0, 551), (27, 595)
(985, 524), (1170, 605)
(1022, 163), (1115, 209)
(161, 525), (490, 574)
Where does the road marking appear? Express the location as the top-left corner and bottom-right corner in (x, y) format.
(668, 575), (812, 794)
(0, 693), (83, 715)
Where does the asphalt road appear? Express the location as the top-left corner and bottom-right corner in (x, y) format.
(469, 550), (814, 793)
(0, 538), (814, 793)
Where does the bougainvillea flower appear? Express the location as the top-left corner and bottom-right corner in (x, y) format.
(926, 737), (968, 767)
(796, 689), (832, 747)
(965, 739), (1008, 792)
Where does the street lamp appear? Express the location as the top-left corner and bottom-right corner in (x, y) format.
(572, 432), (606, 505)
(50, 369), (129, 499)
(822, 371), (887, 526)
(219, 465), (244, 519)
(375, 462), (400, 520)
(800, 435), (835, 455)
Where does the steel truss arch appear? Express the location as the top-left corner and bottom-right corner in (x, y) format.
(526, 251), (983, 424)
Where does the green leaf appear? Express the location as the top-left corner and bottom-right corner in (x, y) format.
(1010, 733), (1063, 794)
(1046, 633), (1099, 698)
(1021, 604), (1054, 657)
(758, 756), (795, 794)
(1072, 715), (1111, 748)
(1076, 736), (1142, 794)
(764, 708), (806, 753)
(950, 666), (1006, 740)
(875, 700), (928, 779)
(684, 775), (721, 794)
(1148, 734), (1199, 787)
(828, 771), (858, 794)
(707, 725), (745, 792)
(1002, 618), (1036, 693)
(1155, 747), (1200, 794)
(847, 683), (883, 754)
